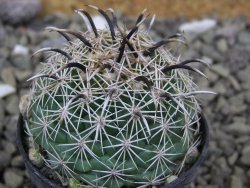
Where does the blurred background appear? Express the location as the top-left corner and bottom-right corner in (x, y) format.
(0, 0), (250, 188)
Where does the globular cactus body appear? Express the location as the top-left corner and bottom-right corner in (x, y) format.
(23, 7), (212, 188)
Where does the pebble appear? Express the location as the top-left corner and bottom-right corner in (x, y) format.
(0, 84), (16, 98)
(211, 64), (230, 77)
(0, 184), (7, 188)
(216, 38), (228, 53)
(11, 53), (31, 70)
(201, 30), (216, 44)
(4, 115), (18, 142)
(5, 95), (20, 115)
(0, 47), (10, 60)
(1, 68), (16, 87)
(226, 122), (250, 135)
(239, 146), (250, 166)
(247, 170), (250, 179)
(4, 169), (24, 188)
(244, 90), (250, 103)
(0, 99), (4, 131)
(12, 44), (29, 56)
(11, 155), (25, 168)
(14, 69), (33, 82)
(228, 152), (238, 166)
(0, 151), (11, 171)
(179, 19), (216, 38)
(0, 0), (41, 25)
(230, 175), (242, 188)
(238, 31), (250, 44)
(216, 24), (241, 39)
(226, 47), (250, 73)
(2, 140), (16, 155)
(201, 45), (222, 62)
(90, 15), (108, 30)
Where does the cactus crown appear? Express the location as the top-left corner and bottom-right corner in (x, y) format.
(23, 6), (213, 188)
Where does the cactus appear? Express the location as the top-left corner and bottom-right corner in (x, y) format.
(22, 6), (214, 188)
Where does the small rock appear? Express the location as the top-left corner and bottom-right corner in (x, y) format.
(218, 140), (235, 156)
(182, 49), (197, 60)
(234, 166), (248, 184)
(0, 84), (16, 98)
(4, 115), (18, 142)
(5, 94), (19, 115)
(192, 39), (203, 50)
(236, 136), (250, 144)
(26, 29), (41, 45)
(201, 45), (222, 62)
(201, 30), (216, 44)
(204, 69), (219, 83)
(240, 146), (250, 166)
(1, 67), (16, 87)
(4, 169), (24, 188)
(228, 93), (247, 114)
(212, 82), (227, 95)
(216, 38), (228, 53)
(11, 155), (25, 168)
(228, 153), (238, 166)
(78, 15), (108, 31)
(247, 170), (250, 179)
(232, 116), (246, 124)
(14, 69), (32, 82)
(0, 98), (4, 131)
(230, 175), (242, 188)
(228, 76), (241, 91)
(226, 48), (250, 73)
(0, 183), (7, 188)
(11, 53), (31, 70)
(0, 0), (41, 25)
(12, 44), (29, 56)
(211, 64), (230, 77)
(226, 122), (250, 135)
(41, 37), (66, 49)
(0, 47), (10, 59)
(0, 22), (6, 41)
(43, 12), (70, 28)
(238, 31), (250, 44)
(215, 96), (230, 115)
(244, 90), (250, 103)
(19, 35), (29, 46)
(2, 140), (16, 155)
(179, 19), (216, 39)
(0, 150), (11, 171)
(4, 35), (17, 49)
(216, 24), (241, 39)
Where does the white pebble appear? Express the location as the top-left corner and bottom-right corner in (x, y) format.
(179, 19), (217, 34)
(0, 84), (16, 98)
(92, 15), (109, 30)
(12, 44), (29, 56)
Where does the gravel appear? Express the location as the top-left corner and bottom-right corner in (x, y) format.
(3, 169), (24, 188)
(0, 10), (249, 188)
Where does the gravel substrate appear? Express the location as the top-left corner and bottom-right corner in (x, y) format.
(0, 12), (249, 188)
